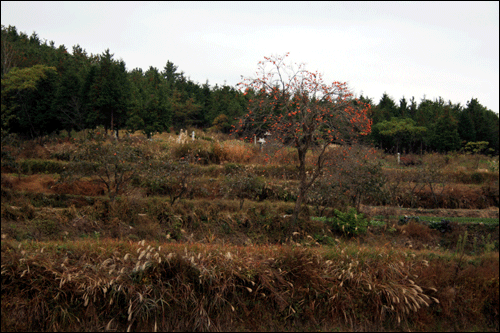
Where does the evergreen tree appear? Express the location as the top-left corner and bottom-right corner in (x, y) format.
(127, 66), (170, 137)
(398, 96), (408, 118)
(162, 60), (183, 91)
(87, 49), (130, 135)
(408, 96), (418, 120)
(54, 58), (86, 132)
(429, 106), (461, 152)
(463, 98), (499, 154)
(371, 117), (426, 153)
(1, 64), (58, 138)
(457, 108), (476, 144)
(372, 92), (397, 124)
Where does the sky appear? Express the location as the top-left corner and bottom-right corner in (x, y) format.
(2, 1), (499, 113)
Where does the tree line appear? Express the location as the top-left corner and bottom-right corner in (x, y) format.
(365, 93), (499, 154)
(1, 25), (498, 154)
(1, 25), (249, 140)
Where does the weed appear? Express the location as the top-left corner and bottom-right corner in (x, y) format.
(316, 207), (369, 236)
(33, 218), (60, 237)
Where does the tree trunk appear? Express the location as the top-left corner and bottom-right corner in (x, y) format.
(292, 184), (307, 226)
(291, 141), (328, 226)
(110, 110), (114, 133)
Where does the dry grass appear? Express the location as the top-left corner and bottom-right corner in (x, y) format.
(1, 173), (107, 196)
(1, 174), (55, 193)
(1, 239), (498, 331)
(220, 140), (258, 163)
(1, 134), (499, 331)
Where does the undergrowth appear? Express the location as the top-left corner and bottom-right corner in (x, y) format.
(1, 240), (498, 331)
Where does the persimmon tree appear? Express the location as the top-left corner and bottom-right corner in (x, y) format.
(60, 134), (143, 201)
(234, 53), (372, 225)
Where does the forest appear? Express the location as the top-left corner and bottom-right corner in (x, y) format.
(1, 25), (499, 155)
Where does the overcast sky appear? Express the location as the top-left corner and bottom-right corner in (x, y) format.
(2, 1), (499, 113)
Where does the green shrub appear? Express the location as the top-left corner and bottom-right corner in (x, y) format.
(142, 160), (199, 205)
(328, 208), (369, 236)
(33, 218), (60, 236)
(486, 159), (499, 173)
(223, 163), (244, 174)
(20, 159), (66, 174)
(470, 172), (485, 184)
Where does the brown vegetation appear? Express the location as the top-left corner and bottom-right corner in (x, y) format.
(1, 240), (498, 332)
(1, 133), (498, 331)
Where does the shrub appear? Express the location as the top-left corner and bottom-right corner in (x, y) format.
(327, 208), (369, 236)
(315, 145), (386, 210)
(212, 114), (232, 133)
(223, 163), (244, 174)
(220, 140), (256, 164)
(470, 172), (485, 184)
(20, 159), (66, 174)
(308, 179), (347, 215)
(142, 159), (199, 205)
(223, 168), (265, 209)
(61, 137), (142, 200)
(400, 155), (417, 166)
(171, 140), (227, 164)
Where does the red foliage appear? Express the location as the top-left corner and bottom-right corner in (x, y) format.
(233, 54), (372, 224)
(235, 53), (372, 147)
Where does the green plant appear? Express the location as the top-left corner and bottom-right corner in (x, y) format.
(470, 172), (485, 184)
(92, 231), (101, 241)
(486, 158), (499, 173)
(33, 218), (59, 236)
(20, 159), (66, 174)
(369, 220), (386, 227)
(453, 231), (468, 284)
(474, 234), (496, 254)
(327, 207), (369, 236)
(223, 162), (244, 174)
(464, 141), (489, 170)
(483, 234), (496, 253)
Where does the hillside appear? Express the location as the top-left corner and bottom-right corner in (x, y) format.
(1, 130), (499, 331)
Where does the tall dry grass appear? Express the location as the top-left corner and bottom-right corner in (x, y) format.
(1, 240), (498, 331)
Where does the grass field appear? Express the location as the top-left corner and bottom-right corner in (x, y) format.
(1, 130), (499, 331)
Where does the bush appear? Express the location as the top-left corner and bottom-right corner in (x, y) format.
(142, 159), (199, 205)
(20, 159), (66, 174)
(171, 141), (227, 164)
(223, 163), (244, 174)
(313, 145), (386, 210)
(61, 138), (142, 200)
(220, 140), (256, 164)
(223, 168), (265, 209)
(327, 208), (369, 236)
